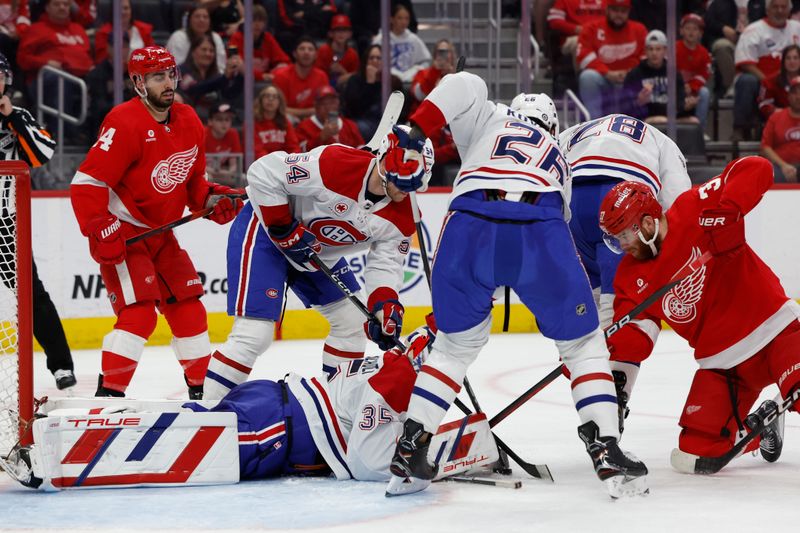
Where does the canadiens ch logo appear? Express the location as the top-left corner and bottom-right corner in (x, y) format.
(308, 218), (368, 246)
(151, 145), (198, 194)
(661, 247), (706, 324)
(266, 288), (279, 298)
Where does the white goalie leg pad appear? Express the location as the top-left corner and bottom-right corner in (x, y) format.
(431, 413), (499, 480)
(28, 409), (240, 490)
(316, 297), (367, 374)
(205, 317), (274, 400)
(558, 329), (619, 439)
(407, 315), (491, 433)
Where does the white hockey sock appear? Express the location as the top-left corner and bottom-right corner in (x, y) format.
(317, 297), (366, 376)
(568, 357), (620, 439)
(171, 332), (212, 387)
(204, 317), (274, 400)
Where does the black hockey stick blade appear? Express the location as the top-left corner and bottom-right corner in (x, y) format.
(691, 387), (799, 474)
(126, 193), (249, 245)
(494, 433), (553, 482)
(441, 475), (522, 489)
(456, 56), (466, 73)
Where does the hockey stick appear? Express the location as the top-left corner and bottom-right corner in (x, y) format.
(685, 387), (800, 474)
(487, 250), (713, 430)
(365, 91), (405, 152)
(440, 475), (521, 489)
(125, 193), (249, 246)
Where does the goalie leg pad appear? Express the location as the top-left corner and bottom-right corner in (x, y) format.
(316, 297), (366, 376)
(406, 315), (490, 433)
(204, 317), (274, 400)
(432, 413), (499, 480)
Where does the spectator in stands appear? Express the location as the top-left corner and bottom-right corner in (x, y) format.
(276, 0), (336, 51)
(372, 4), (431, 83)
(94, 0), (154, 65)
(350, 0), (417, 55)
(29, 0), (95, 28)
(86, 32), (135, 136)
(759, 44), (800, 118)
(296, 85), (364, 150)
(0, 0), (30, 80)
(177, 34), (244, 118)
(228, 4), (289, 83)
(342, 44), (404, 140)
(316, 14), (360, 89)
(761, 75), (800, 181)
(677, 13), (711, 129)
(577, 0), (647, 119)
(733, 0), (800, 140)
(623, 30), (698, 124)
(166, 6), (226, 74)
(704, 0), (744, 96)
(199, 0), (243, 37)
(253, 85), (300, 158)
(205, 102), (243, 187)
(411, 38), (456, 106)
(547, 0), (605, 60)
(628, 0), (706, 33)
(272, 36), (330, 122)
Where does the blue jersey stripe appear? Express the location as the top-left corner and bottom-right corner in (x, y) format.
(126, 412), (178, 462)
(572, 163), (659, 192)
(412, 386), (451, 411)
(300, 378), (353, 478)
(575, 394), (618, 411)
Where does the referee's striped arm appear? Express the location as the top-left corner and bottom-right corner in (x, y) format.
(7, 107), (56, 167)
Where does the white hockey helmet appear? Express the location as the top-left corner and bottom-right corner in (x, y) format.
(510, 92), (560, 138)
(376, 125), (435, 193)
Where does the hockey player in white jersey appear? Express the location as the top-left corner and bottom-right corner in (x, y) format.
(5, 326), (499, 490)
(203, 133), (435, 400)
(387, 72), (648, 499)
(559, 114), (691, 327)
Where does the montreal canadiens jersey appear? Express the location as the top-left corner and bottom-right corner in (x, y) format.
(71, 98), (210, 233)
(286, 350), (416, 480)
(609, 156), (800, 370)
(559, 114), (691, 208)
(410, 72), (571, 216)
(246, 144), (415, 296)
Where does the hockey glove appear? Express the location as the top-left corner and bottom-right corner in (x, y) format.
(403, 325), (436, 372)
(205, 185), (245, 225)
(699, 205), (744, 256)
(365, 298), (405, 351)
(383, 126), (432, 193)
(87, 215), (126, 265)
(268, 219), (321, 271)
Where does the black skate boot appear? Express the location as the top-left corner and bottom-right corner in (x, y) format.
(745, 399), (784, 463)
(95, 375), (124, 397)
(386, 419), (438, 497)
(578, 421), (649, 498)
(54, 369), (76, 390)
(185, 376), (203, 400)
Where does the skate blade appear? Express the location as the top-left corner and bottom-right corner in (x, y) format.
(605, 474), (649, 499)
(385, 474), (431, 497)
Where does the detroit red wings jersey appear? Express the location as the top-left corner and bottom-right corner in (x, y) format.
(71, 98), (210, 233)
(559, 114), (691, 208)
(609, 156), (800, 370)
(410, 72), (571, 216)
(286, 350), (416, 480)
(576, 17), (647, 74)
(246, 144), (414, 295)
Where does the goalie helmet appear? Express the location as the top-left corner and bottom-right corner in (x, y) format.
(376, 125), (435, 193)
(510, 92), (559, 138)
(599, 181), (662, 255)
(128, 46), (180, 95)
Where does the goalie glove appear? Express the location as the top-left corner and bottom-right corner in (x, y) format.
(699, 205), (744, 256)
(87, 215), (125, 265)
(205, 185), (245, 225)
(402, 325), (436, 372)
(365, 288), (404, 350)
(268, 219), (321, 272)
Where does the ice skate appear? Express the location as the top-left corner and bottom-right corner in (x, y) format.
(386, 419), (437, 497)
(746, 399), (784, 463)
(578, 421), (649, 499)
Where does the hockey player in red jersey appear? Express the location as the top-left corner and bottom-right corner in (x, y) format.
(70, 46), (244, 399)
(599, 156), (800, 473)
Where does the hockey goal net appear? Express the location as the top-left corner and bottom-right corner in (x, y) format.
(0, 161), (33, 457)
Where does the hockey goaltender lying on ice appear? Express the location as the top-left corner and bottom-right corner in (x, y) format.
(0, 326), (504, 492)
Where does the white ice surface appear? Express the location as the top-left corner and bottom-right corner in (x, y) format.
(1, 331), (797, 532)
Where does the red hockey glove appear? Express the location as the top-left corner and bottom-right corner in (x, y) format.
(87, 215), (125, 265)
(403, 325), (436, 372)
(205, 186), (245, 225)
(268, 219), (321, 271)
(699, 206), (744, 256)
(383, 126), (433, 193)
(364, 298), (404, 351)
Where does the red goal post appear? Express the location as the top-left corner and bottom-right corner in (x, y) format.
(0, 161), (33, 456)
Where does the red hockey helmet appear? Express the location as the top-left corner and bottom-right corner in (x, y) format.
(128, 46), (178, 81)
(599, 181), (662, 254)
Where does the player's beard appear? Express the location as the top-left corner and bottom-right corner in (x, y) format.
(146, 88), (174, 112)
(628, 230), (661, 261)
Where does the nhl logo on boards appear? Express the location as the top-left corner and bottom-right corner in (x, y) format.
(576, 303), (587, 316)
